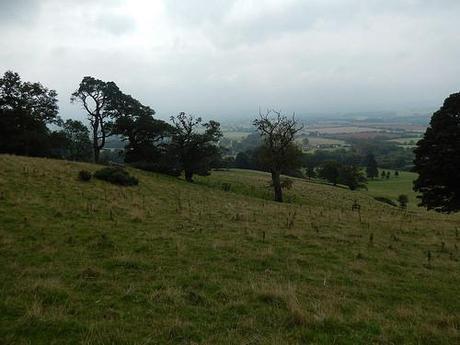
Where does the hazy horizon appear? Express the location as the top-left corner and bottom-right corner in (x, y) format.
(1, 0), (459, 122)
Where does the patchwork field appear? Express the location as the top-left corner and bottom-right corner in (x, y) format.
(0, 155), (459, 344)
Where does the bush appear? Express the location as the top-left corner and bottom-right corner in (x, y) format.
(398, 194), (409, 209)
(374, 196), (397, 207)
(94, 167), (139, 186)
(78, 170), (92, 182)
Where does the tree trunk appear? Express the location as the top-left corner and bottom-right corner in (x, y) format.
(271, 170), (283, 202)
(93, 146), (100, 163)
(185, 170), (194, 183)
(93, 129), (100, 163)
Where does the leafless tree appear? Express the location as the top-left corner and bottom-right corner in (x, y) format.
(253, 109), (303, 202)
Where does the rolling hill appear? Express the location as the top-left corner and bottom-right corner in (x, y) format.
(0, 155), (458, 344)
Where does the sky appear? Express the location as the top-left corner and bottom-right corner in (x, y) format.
(1, 0), (460, 122)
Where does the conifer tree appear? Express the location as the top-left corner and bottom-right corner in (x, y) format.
(414, 92), (460, 212)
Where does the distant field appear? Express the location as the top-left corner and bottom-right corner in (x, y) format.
(296, 137), (346, 146)
(222, 131), (253, 141)
(365, 170), (420, 209)
(389, 137), (422, 144)
(307, 126), (377, 134)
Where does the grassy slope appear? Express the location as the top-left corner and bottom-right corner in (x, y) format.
(0, 155), (459, 345)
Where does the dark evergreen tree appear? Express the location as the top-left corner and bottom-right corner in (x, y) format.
(414, 92), (460, 212)
(365, 153), (379, 179)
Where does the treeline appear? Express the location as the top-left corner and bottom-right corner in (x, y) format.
(229, 134), (413, 172)
(0, 71), (223, 182)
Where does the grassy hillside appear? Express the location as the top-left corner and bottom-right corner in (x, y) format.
(0, 155), (459, 344)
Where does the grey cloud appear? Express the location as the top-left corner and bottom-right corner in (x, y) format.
(0, 0), (40, 25)
(1, 0), (460, 120)
(95, 12), (136, 35)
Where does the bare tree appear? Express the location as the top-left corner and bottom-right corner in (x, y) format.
(253, 109), (303, 202)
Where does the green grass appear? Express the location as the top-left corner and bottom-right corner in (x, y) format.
(365, 170), (419, 209)
(296, 137), (346, 146)
(222, 131), (253, 141)
(0, 155), (459, 344)
(389, 137), (422, 144)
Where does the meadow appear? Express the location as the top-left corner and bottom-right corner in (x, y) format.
(0, 155), (459, 344)
(365, 170), (420, 209)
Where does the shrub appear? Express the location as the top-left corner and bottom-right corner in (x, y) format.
(398, 194), (409, 209)
(94, 167), (138, 186)
(78, 170), (92, 182)
(374, 196), (397, 207)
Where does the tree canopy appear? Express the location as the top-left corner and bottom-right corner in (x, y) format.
(0, 71), (60, 156)
(169, 112), (223, 182)
(414, 92), (460, 213)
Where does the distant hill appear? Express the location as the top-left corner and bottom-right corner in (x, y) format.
(0, 155), (458, 344)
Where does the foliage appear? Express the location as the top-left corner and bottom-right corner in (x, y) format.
(110, 95), (178, 175)
(0, 71), (59, 157)
(318, 160), (340, 185)
(53, 119), (93, 161)
(78, 170), (92, 181)
(365, 153), (379, 179)
(414, 92), (460, 213)
(71, 76), (122, 162)
(169, 112), (223, 182)
(338, 165), (367, 190)
(397, 194), (409, 209)
(94, 167), (139, 186)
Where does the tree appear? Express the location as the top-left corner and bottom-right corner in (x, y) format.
(59, 119), (93, 161)
(305, 164), (316, 180)
(302, 137), (310, 148)
(234, 151), (253, 169)
(386, 171), (391, 179)
(318, 160), (340, 186)
(0, 71), (59, 157)
(339, 165), (367, 190)
(108, 93), (174, 167)
(71, 76), (121, 163)
(381, 170), (386, 179)
(169, 112), (223, 182)
(253, 110), (303, 202)
(414, 92), (460, 212)
(365, 153), (379, 179)
(398, 194), (409, 209)
(394, 170), (399, 177)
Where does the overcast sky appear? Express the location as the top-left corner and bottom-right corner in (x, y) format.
(1, 0), (459, 121)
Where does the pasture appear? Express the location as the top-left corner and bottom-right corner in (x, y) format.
(0, 155), (459, 344)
